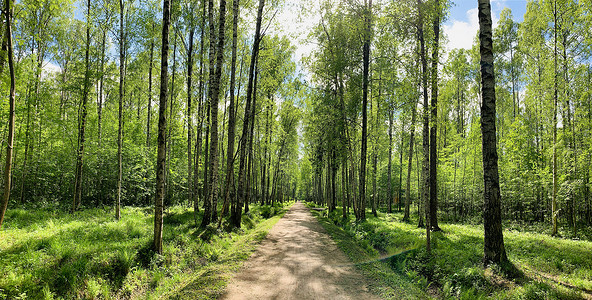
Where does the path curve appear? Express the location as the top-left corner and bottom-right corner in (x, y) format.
(221, 201), (381, 300)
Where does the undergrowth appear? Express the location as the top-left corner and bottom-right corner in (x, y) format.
(0, 201), (292, 299)
(309, 202), (592, 299)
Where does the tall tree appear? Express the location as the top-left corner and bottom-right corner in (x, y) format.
(187, 20), (196, 211)
(0, 0), (16, 229)
(388, 109), (393, 213)
(201, 0), (227, 227)
(429, 0), (441, 231)
(193, 0), (207, 222)
(478, 0), (508, 265)
(72, 0), (92, 212)
(358, 0), (372, 222)
(417, 0), (430, 252)
(200, 0), (215, 226)
(551, 0), (559, 236)
(233, 0), (265, 228)
(404, 76), (419, 222)
(117, 0), (126, 221)
(154, 0), (172, 254)
(221, 0), (240, 221)
(147, 26), (154, 149)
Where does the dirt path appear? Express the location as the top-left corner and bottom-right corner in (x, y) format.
(221, 202), (381, 300)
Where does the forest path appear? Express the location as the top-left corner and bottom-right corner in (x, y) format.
(221, 201), (381, 300)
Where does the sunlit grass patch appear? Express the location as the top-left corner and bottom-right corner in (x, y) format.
(0, 202), (293, 299)
(310, 202), (592, 299)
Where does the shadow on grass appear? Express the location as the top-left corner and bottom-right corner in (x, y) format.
(310, 203), (592, 299)
(310, 209), (427, 299)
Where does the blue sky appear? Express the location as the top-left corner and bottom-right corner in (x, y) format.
(444, 0), (527, 50)
(279, 0), (531, 65)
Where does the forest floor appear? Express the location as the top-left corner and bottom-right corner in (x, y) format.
(0, 203), (291, 299)
(221, 201), (382, 299)
(310, 203), (592, 300)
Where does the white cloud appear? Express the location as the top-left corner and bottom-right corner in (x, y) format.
(443, 8), (479, 50)
(42, 60), (61, 79)
(443, 7), (500, 51)
(274, 0), (321, 63)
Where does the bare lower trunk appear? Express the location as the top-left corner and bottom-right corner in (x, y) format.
(221, 0), (240, 221)
(233, 0), (265, 227)
(147, 41), (153, 148)
(479, 0), (507, 265)
(0, 0), (16, 229)
(201, 0), (227, 228)
(388, 110), (393, 213)
(154, 0), (172, 254)
(193, 0), (207, 222)
(551, 0), (558, 237)
(429, 0), (441, 231)
(244, 64), (258, 213)
(358, 0), (372, 222)
(116, 0), (125, 221)
(417, 0), (430, 252)
(187, 26), (195, 208)
(73, 0), (92, 213)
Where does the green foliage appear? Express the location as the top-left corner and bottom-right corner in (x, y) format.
(310, 206), (428, 299)
(312, 204), (592, 299)
(0, 203), (291, 299)
(259, 203), (287, 219)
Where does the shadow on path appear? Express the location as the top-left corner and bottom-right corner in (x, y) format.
(221, 201), (381, 300)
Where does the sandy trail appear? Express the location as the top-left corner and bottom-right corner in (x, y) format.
(221, 201), (381, 300)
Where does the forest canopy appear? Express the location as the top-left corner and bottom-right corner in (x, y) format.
(0, 0), (591, 298)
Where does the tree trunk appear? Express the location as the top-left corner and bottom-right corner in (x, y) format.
(99, 30), (106, 147)
(193, 0), (206, 222)
(97, 29), (107, 206)
(552, 0), (558, 236)
(429, 0), (441, 231)
(478, 0), (508, 265)
(0, 14), (8, 76)
(201, 0), (227, 227)
(388, 110), (393, 213)
(201, 0), (213, 222)
(166, 35), (177, 204)
(221, 0), (240, 220)
(154, 0), (172, 254)
(0, 0), (16, 229)
(245, 64), (259, 213)
(147, 38), (154, 148)
(19, 85), (32, 204)
(233, 0), (265, 228)
(342, 157), (347, 219)
(265, 110), (273, 205)
(371, 103), (378, 217)
(72, 0), (92, 212)
(371, 76), (380, 217)
(404, 79), (420, 222)
(187, 25), (196, 209)
(116, 0), (125, 221)
(261, 106), (270, 205)
(358, 0), (372, 222)
(331, 148), (337, 212)
(372, 148), (378, 217)
(398, 122), (404, 212)
(417, 0), (430, 253)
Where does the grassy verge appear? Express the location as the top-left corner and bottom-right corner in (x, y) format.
(306, 203), (429, 300)
(307, 203), (592, 299)
(0, 202), (292, 299)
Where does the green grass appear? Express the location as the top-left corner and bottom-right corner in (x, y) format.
(308, 203), (592, 299)
(306, 203), (429, 299)
(0, 202), (292, 299)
